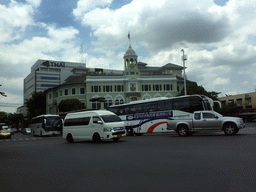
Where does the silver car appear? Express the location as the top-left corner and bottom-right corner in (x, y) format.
(23, 128), (31, 135)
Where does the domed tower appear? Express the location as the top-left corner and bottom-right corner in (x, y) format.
(123, 43), (140, 77)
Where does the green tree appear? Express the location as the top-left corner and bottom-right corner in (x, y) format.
(25, 92), (46, 120)
(0, 111), (8, 124)
(179, 83), (220, 100)
(58, 98), (84, 113)
(8, 113), (24, 128)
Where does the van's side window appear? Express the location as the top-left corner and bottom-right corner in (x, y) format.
(64, 117), (91, 126)
(93, 116), (101, 124)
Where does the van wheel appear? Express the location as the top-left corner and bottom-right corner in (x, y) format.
(67, 134), (74, 143)
(223, 123), (237, 135)
(113, 138), (119, 142)
(177, 125), (189, 136)
(93, 133), (101, 143)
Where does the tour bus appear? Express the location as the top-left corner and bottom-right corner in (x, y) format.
(63, 110), (126, 143)
(31, 115), (62, 136)
(107, 95), (215, 136)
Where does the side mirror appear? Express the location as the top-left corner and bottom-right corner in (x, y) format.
(97, 120), (103, 124)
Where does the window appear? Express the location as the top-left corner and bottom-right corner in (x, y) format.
(92, 102), (101, 109)
(103, 85), (112, 92)
(115, 85), (124, 92)
(104, 100), (113, 109)
(115, 85), (123, 92)
(60, 90), (62, 96)
(49, 93), (52, 99)
(153, 84), (161, 91)
(80, 88), (85, 94)
(194, 113), (201, 120)
(203, 112), (216, 119)
(92, 86), (101, 92)
(164, 84), (172, 91)
(65, 89), (68, 95)
(93, 116), (101, 124)
(55, 92), (58, 98)
(72, 88), (76, 95)
(64, 117), (91, 126)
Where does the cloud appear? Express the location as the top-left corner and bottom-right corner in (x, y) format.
(0, 1), (38, 43)
(74, 0), (231, 54)
(26, 0), (42, 8)
(73, 0), (114, 18)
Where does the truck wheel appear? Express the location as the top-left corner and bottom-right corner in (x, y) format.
(177, 125), (189, 136)
(126, 127), (134, 136)
(223, 123), (237, 135)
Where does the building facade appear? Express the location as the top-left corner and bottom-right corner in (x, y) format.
(23, 59), (123, 115)
(24, 60), (86, 104)
(218, 92), (256, 111)
(45, 44), (192, 114)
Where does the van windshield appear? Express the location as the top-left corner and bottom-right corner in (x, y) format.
(100, 115), (122, 123)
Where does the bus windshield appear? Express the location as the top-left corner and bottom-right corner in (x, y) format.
(44, 117), (62, 129)
(203, 98), (213, 110)
(100, 115), (122, 123)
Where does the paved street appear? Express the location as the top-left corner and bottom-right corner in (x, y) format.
(0, 124), (255, 192)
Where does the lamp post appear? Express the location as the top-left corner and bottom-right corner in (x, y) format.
(181, 49), (187, 95)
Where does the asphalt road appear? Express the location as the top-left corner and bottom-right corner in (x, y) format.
(0, 124), (255, 192)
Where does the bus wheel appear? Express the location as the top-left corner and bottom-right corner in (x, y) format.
(93, 133), (101, 143)
(113, 138), (119, 142)
(223, 123), (237, 135)
(67, 134), (74, 143)
(177, 125), (189, 136)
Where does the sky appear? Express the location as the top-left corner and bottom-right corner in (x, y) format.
(0, 0), (256, 113)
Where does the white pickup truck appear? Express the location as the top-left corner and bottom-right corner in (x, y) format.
(167, 111), (245, 136)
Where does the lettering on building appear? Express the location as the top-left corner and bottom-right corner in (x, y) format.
(42, 61), (65, 68)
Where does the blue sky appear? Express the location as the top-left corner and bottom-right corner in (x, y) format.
(0, 0), (255, 113)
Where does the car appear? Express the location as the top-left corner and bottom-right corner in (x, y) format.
(14, 129), (19, 133)
(23, 128), (31, 135)
(0, 129), (11, 139)
(8, 128), (15, 135)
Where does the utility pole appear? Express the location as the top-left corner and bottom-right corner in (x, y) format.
(181, 49), (188, 96)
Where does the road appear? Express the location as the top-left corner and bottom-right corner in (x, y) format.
(0, 124), (255, 192)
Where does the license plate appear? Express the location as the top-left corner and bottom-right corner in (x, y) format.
(117, 134), (122, 138)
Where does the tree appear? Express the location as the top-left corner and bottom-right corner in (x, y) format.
(58, 99), (84, 113)
(8, 113), (24, 128)
(25, 92), (46, 120)
(0, 111), (8, 124)
(178, 83), (220, 100)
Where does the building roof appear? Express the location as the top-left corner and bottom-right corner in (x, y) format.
(63, 74), (87, 85)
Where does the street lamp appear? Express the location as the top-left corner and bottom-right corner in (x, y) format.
(181, 49), (188, 95)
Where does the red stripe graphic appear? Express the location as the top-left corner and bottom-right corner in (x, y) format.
(147, 122), (167, 133)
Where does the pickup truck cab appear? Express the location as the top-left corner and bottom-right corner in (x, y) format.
(167, 111), (245, 136)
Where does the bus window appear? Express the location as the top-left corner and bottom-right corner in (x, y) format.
(191, 96), (204, 112)
(124, 106), (130, 114)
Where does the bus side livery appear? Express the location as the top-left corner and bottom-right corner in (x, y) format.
(31, 115), (62, 136)
(107, 95), (215, 135)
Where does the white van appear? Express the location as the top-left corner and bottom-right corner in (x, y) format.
(63, 110), (126, 143)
